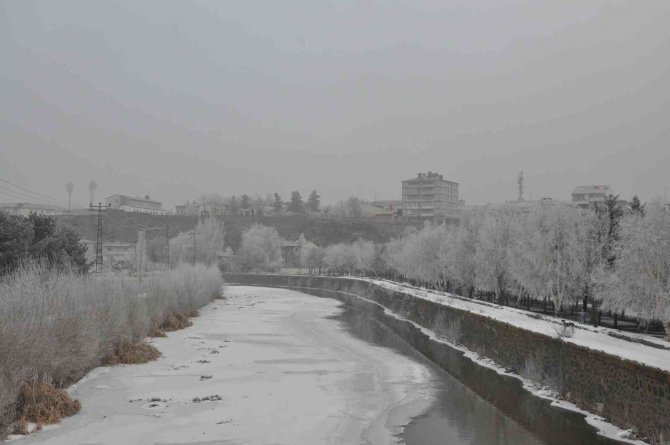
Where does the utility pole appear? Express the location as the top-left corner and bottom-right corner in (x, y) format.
(192, 230), (196, 264)
(137, 230), (146, 283)
(89, 202), (109, 273)
(165, 223), (170, 268)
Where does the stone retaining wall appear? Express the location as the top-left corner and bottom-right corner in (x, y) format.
(224, 274), (670, 444)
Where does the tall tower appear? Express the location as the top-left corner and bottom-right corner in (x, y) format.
(517, 171), (524, 202)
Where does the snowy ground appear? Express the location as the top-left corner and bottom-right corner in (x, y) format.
(13, 286), (436, 445)
(355, 278), (670, 373)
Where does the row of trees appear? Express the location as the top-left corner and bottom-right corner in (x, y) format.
(198, 191), (376, 218)
(201, 190), (321, 215)
(382, 199), (669, 335)
(217, 198), (669, 336)
(232, 224), (377, 274)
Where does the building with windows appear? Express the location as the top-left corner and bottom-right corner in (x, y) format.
(105, 194), (166, 215)
(81, 240), (137, 271)
(175, 200), (228, 217)
(571, 185), (612, 209)
(401, 172), (460, 222)
(0, 202), (66, 217)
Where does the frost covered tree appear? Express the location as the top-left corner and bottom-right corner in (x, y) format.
(237, 224), (283, 272)
(508, 212), (547, 307)
(533, 203), (581, 315)
(572, 209), (609, 313)
(169, 217), (225, 266)
(445, 216), (479, 296)
(323, 239), (374, 275)
(596, 204), (670, 337)
(474, 212), (512, 303)
(195, 217), (226, 266)
(301, 243), (324, 274)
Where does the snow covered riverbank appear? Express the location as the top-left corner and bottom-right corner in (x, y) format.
(357, 278), (670, 373)
(13, 286), (436, 445)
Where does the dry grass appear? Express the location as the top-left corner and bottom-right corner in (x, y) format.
(184, 308), (200, 318)
(148, 325), (167, 338)
(159, 312), (193, 332)
(11, 381), (81, 433)
(102, 338), (161, 366)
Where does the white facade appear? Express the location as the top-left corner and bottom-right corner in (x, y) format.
(572, 185), (612, 208)
(105, 194), (166, 215)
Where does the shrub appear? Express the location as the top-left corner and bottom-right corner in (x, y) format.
(554, 321), (575, 339)
(12, 381), (81, 433)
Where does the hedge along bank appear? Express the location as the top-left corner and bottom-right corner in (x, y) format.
(224, 273), (670, 445)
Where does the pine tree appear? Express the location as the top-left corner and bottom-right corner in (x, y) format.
(288, 191), (304, 213)
(630, 195), (645, 216)
(306, 190), (320, 212)
(273, 193), (283, 213)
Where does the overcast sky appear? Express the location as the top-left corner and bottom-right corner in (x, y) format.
(1, 0), (669, 209)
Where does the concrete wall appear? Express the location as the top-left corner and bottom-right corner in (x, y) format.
(224, 274), (670, 444)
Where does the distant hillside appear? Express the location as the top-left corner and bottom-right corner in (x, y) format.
(57, 212), (417, 250)
(220, 215), (417, 250)
(56, 210), (198, 244)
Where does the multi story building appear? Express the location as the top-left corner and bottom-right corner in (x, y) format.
(0, 202), (67, 217)
(105, 194), (166, 215)
(81, 240), (137, 271)
(571, 185), (612, 209)
(401, 172), (460, 222)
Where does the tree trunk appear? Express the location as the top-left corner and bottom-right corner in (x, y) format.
(582, 284), (589, 312)
(613, 313), (618, 329)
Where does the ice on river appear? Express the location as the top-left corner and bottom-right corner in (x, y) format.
(14, 286), (436, 445)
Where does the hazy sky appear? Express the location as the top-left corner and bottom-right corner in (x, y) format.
(1, 0), (669, 209)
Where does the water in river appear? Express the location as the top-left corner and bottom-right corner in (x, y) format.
(332, 305), (624, 445)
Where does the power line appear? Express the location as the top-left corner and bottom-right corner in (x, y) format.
(0, 178), (70, 207)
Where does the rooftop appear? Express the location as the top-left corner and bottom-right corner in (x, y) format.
(106, 194), (162, 205)
(403, 171), (458, 184)
(572, 185), (612, 194)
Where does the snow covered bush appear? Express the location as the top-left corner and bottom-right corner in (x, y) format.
(553, 321), (575, 339)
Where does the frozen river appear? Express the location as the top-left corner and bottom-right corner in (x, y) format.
(17, 286), (623, 445)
